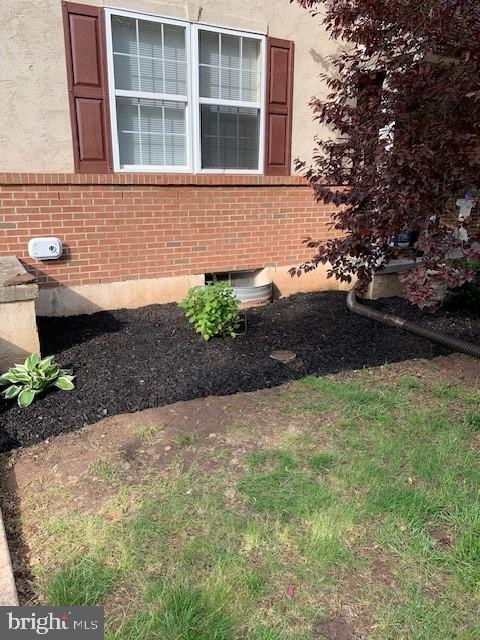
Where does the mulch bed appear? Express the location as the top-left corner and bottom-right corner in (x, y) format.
(1, 291), (478, 451)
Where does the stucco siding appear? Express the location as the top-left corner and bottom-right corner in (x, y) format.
(0, 0), (337, 173)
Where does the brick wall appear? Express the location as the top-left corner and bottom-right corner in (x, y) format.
(0, 173), (338, 289)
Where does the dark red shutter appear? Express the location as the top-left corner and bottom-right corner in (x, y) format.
(264, 37), (294, 176)
(62, 2), (112, 173)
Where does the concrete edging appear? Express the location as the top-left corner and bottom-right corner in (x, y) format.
(0, 256), (41, 372)
(0, 505), (18, 605)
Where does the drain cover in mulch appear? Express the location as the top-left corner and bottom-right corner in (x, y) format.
(270, 350), (297, 363)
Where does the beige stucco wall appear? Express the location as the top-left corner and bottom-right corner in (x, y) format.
(0, 0), (337, 173)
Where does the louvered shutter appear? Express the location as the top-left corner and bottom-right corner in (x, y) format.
(62, 2), (112, 173)
(264, 38), (294, 176)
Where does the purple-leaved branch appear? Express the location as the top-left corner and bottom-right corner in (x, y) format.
(292, 0), (480, 308)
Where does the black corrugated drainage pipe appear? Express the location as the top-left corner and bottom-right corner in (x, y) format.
(347, 287), (480, 359)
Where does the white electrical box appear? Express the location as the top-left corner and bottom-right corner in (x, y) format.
(28, 237), (63, 260)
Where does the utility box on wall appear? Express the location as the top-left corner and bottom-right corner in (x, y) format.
(28, 237), (62, 261)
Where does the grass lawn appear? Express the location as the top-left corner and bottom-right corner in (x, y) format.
(2, 355), (480, 639)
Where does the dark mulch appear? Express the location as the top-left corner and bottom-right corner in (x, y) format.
(1, 291), (478, 451)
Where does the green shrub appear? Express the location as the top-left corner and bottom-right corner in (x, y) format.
(0, 353), (75, 408)
(179, 283), (240, 341)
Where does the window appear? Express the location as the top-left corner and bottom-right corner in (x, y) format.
(198, 31), (262, 170)
(108, 14), (189, 170)
(105, 9), (265, 173)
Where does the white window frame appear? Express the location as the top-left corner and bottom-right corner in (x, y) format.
(105, 8), (266, 174)
(105, 8), (193, 173)
(191, 23), (266, 175)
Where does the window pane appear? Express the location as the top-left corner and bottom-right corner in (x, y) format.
(201, 105), (218, 137)
(116, 97), (187, 167)
(241, 38), (260, 101)
(138, 19), (162, 58)
(239, 135), (259, 169)
(112, 16), (186, 96)
(241, 69), (260, 102)
(200, 104), (259, 170)
(242, 38), (260, 70)
(221, 34), (240, 68)
(112, 16), (138, 91)
(164, 102), (186, 134)
(239, 108), (259, 139)
(117, 96), (138, 131)
(164, 25), (186, 61)
(221, 68), (240, 101)
(199, 30), (219, 99)
(141, 134), (164, 164)
(113, 54), (139, 91)
(199, 65), (219, 99)
(164, 135), (187, 166)
(164, 25), (187, 95)
(119, 132), (141, 165)
(112, 16), (137, 54)
(164, 58), (187, 95)
(139, 56), (163, 93)
(116, 97), (140, 165)
(199, 30), (219, 66)
(219, 108), (237, 138)
(198, 30), (260, 103)
(139, 100), (163, 133)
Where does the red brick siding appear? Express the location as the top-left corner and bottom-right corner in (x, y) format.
(0, 174), (337, 289)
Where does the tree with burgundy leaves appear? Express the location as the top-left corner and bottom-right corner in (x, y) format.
(292, 0), (480, 308)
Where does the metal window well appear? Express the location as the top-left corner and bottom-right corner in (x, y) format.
(206, 268), (273, 306)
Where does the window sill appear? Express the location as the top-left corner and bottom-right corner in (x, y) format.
(117, 167), (264, 176)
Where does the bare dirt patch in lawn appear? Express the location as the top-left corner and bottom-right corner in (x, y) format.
(3, 385), (303, 498)
(314, 617), (359, 640)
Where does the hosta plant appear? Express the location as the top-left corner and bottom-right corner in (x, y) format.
(0, 353), (75, 408)
(179, 282), (240, 341)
